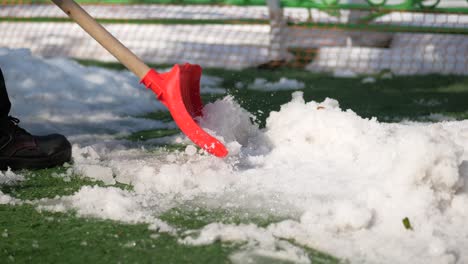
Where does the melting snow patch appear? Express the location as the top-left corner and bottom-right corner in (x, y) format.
(0, 191), (21, 205)
(333, 69), (357, 78)
(247, 77), (305, 91)
(181, 223), (311, 264)
(200, 75), (226, 94)
(361, 76), (376, 84)
(36, 185), (175, 233)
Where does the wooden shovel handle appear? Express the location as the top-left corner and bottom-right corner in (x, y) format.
(51, 0), (150, 79)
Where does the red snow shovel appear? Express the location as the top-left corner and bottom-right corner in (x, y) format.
(52, 0), (228, 157)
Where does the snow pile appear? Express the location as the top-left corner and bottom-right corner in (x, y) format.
(198, 95), (265, 155)
(2, 49), (468, 263)
(38, 93), (468, 264)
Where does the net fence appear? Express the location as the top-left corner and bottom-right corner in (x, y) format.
(1, 0), (467, 75)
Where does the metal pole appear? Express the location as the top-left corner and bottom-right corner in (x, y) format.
(267, 0), (288, 62)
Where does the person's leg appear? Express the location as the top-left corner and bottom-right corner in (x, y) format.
(0, 67), (11, 117)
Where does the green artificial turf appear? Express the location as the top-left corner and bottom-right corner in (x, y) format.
(1, 62), (468, 263)
(0, 172), (339, 263)
(0, 204), (235, 264)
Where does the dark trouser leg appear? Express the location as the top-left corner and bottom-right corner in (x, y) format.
(0, 67), (11, 118)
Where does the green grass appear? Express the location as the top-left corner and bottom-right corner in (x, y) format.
(1, 172), (339, 263)
(1, 62), (467, 263)
(0, 204), (235, 264)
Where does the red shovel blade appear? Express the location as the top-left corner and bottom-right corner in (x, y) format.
(141, 64), (228, 158)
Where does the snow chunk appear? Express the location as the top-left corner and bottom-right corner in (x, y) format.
(75, 164), (115, 185)
(0, 169), (25, 185)
(184, 145), (198, 156)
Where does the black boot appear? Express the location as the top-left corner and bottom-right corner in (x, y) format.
(0, 116), (71, 170)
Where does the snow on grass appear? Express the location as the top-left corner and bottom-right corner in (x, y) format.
(0, 48), (165, 137)
(2, 49), (468, 263)
(236, 77), (305, 91)
(0, 48), (226, 140)
(200, 75), (226, 94)
(0, 170), (24, 205)
(0, 191), (20, 205)
(36, 185), (175, 234)
(181, 222), (312, 264)
(36, 93), (468, 263)
(0, 169), (25, 185)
